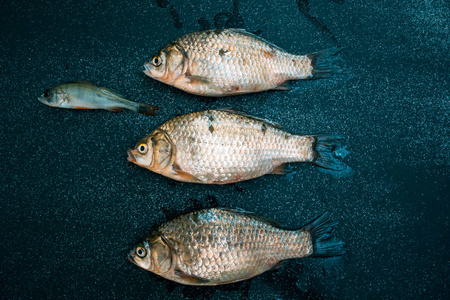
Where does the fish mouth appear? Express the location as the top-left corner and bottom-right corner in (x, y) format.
(127, 149), (136, 163)
(127, 253), (136, 264)
(143, 63), (153, 77)
(37, 96), (48, 104)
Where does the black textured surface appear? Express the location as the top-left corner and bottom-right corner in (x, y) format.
(1, 0), (449, 299)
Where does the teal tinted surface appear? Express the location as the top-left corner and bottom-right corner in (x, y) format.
(1, 0), (448, 298)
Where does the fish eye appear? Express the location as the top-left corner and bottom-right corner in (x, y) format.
(138, 143), (148, 154)
(43, 90), (50, 98)
(136, 246), (146, 258)
(152, 56), (162, 67)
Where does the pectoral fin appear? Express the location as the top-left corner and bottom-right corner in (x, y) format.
(174, 270), (211, 285)
(171, 164), (202, 183)
(186, 74), (210, 85)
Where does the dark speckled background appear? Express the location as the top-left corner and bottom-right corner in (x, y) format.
(1, 0), (449, 299)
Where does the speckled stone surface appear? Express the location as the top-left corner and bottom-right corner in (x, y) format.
(1, 0), (448, 299)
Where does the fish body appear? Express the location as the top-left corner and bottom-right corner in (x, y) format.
(128, 208), (347, 286)
(127, 109), (350, 184)
(38, 82), (159, 115)
(144, 29), (341, 97)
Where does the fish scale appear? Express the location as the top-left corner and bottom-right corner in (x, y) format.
(128, 208), (347, 286)
(144, 29), (341, 96)
(127, 109), (350, 184)
(158, 208), (311, 282)
(175, 29), (309, 94)
(159, 110), (313, 183)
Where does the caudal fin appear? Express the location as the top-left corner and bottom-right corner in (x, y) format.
(303, 212), (348, 257)
(136, 103), (159, 116)
(307, 47), (343, 79)
(312, 135), (351, 173)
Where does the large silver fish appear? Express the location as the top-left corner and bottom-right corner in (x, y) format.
(128, 208), (347, 286)
(144, 29), (341, 96)
(127, 109), (350, 184)
(38, 81), (159, 115)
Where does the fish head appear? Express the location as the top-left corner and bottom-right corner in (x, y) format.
(127, 130), (174, 172)
(128, 234), (173, 274)
(144, 43), (187, 85)
(128, 240), (153, 271)
(38, 88), (67, 107)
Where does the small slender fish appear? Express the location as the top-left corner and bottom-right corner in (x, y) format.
(127, 109), (350, 184)
(144, 29), (342, 97)
(128, 208), (347, 286)
(38, 81), (159, 115)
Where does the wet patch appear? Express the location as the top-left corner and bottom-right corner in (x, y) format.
(253, 29), (263, 35)
(169, 5), (183, 29)
(232, 183), (246, 193)
(155, 1), (183, 29)
(213, 0), (244, 29)
(156, 0), (169, 8)
(295, 0), (338, 43)
(197, 17), (210, 30)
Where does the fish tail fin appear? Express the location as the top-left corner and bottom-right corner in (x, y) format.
(135, 103), (159, 116)
(303, 212), (348, 257)
(311, 135), (351, 175)
(307, 47), (343, 79)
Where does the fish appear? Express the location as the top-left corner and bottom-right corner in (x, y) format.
(38, 81), (159, 115)
(143, 29), (342, 97)
(127, 108), (350, 184)
(128, 208), (347, 286)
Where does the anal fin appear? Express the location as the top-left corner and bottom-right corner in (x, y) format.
(270, 164), (293, 175)
(107, 108), (123, 113)
(272, 82), (291, 91)
(270, 259), (289, 270)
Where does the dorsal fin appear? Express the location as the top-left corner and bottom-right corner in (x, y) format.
(217, 207), (284, 229)
(216, 108), (283, 129)
(227, 29), (288, 53)
(100, 88), (127, 99)
(68, 80), (95, 85)
(66, 81), (127, 99)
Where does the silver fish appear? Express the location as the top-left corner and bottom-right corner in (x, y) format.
(127, 109), (350, 184)
(128, 208), (347, 286)
(38, 81), (159, 115)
